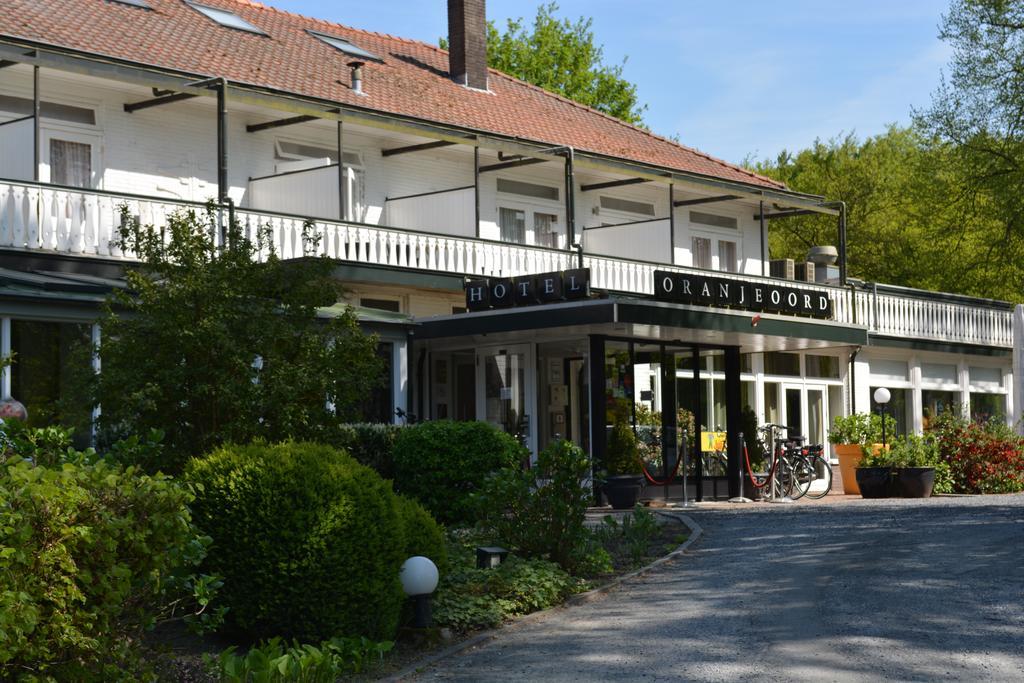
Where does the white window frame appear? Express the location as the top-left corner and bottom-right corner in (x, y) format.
(494, 196), (565, 249)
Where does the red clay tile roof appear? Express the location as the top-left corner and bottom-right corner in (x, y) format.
(0, 0), (784, 190)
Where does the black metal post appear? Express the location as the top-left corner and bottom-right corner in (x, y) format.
(668, 183), (675, 263)
(412, 594), (432, 629)
(659, 344), (676, 500)
(216, 83), (227, 203)
(759, 199), (766, 277)
(337, 119), (346, 220)
(692, 346), (702, 502)
(838, 202), (848, 285)
(588, 335), (606, 501)
(473, 146), (480, 237)
(724, 347), (742, 499)
(564, 148), (576, 249)
(33, 65), (39, 181)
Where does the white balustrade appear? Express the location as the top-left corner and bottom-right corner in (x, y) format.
(0, 178), (1013, 348)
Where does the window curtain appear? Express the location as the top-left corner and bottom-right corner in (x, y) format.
(50, 139), (91, 188)
(499, 207), (526, 244)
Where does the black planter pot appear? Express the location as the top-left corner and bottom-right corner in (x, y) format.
(893, 467), (936, 498)
(855, 467), (893, 498)
(604, 474), (644, 509)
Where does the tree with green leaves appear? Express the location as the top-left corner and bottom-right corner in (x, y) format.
(441, 2), (646, 125)
(913, 0), (1024, 298)
(90, 208), (383, 473)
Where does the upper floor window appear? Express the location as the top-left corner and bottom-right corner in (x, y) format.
(498, 207), (526, 244)
(692, 236), (711, 269)
(690, 210), (737, 230)
(308, 31), (382, 62)
(600, 195), (655, 217)
(718, 240), (737, 273)
(0, 95), (95, 126)
(50, 140), (92, 188)
(497, 178), (559, 202)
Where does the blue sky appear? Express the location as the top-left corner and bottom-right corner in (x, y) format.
(267, 1), (951, 165)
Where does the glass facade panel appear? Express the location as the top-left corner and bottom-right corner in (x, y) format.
(870, 359), (909, 382)
(970, 392), (1005, 424)
(922, 390), (959, 431)
(921, 362), (957, 384)
(498, 207), (526, 244)
(11, 320), (91, 435)
(871, 386), (908, 437)
(692, 237), (711, 269)
(764, 352), (800, 376)
(969, 366), (1003, 387)
(805, 354), (840, 379)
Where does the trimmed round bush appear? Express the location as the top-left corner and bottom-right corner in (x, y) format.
(392, 421), (526, 525)
(185, 441), (406, 642)
(395, 494), (448, 573)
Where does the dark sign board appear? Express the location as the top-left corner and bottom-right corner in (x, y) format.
(466, 268), (590, 311)
(653, 270), (833, 319)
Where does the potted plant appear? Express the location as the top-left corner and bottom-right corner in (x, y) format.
(856, 446), (897, 498)
(829, 412), (895, 494)
(889, 434), (938, 498)
(603, 408), (644, 510)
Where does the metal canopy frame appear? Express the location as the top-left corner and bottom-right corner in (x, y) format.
(674, 194), (741, 207)
(381, 139), (457, 157)
(123, 91), (198, 113)
(580, 177), (651, 192)
(245, 114), (318, 132)
(477, 157), (546, 173)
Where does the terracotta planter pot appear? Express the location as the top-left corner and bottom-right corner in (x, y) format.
(834, 444), (864, 494)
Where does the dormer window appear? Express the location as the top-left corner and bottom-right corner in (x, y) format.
(308, 31), (382, 62)
(185, 2), (266, 34)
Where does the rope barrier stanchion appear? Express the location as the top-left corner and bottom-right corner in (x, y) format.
(728, 431), (752, 504)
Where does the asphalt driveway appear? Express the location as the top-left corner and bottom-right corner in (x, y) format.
(411, 494), (1024, 682)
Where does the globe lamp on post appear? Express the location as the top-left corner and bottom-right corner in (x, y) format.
(400, 556), (439, 629)
(873, 387), (891, 447)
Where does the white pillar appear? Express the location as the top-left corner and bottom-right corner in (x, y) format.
(1013, 304), (1024, 434)
(392, 338), (408, 425)
(1, 317), (10, 400)
(909, 356), (923, 434)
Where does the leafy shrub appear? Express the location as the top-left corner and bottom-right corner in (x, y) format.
(477, 440), (593, 572)
(936, 422), (1024, 494)
(605, 418), (640, 475)
(434, 551), (582, 633)
(829, 412), (897, 452)
(206, 635), (393, 682)
(391, 421), (525, 526)
(333, 423), (404, 480)
(186, 441), (406, 642)
(0, 454), (218, 680)
(394, 493), (448, 573)
(862, 434), (940, 468)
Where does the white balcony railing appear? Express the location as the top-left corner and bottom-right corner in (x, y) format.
(0, 179), (1014, 348)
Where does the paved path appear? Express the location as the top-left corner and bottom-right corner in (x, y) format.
(413, 494), (1024, 682)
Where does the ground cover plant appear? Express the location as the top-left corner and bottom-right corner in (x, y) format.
(205, 635), (393, 682)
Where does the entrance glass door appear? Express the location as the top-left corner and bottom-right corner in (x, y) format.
(477, 344), (536, 455)
(782, 384), (804, 440)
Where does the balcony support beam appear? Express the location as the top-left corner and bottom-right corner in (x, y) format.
(752, 209), (819, 220)
(381, 140), (456, 157)
(564, 148), (576, 250)
(246, 114), (318, 133)
(123, 91), (198, 113)
(674, 194), (741, 207)
(33, 65), (39, 182)
(580, 177), (650, 192)
(337, 119), (345, 221)
(0, 60), (17, 69)
(473, 146), (480, 238)
(478, 157), (546, 173)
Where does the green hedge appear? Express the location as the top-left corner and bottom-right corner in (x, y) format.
(0, 456), (200, 680)
(394, 494), (448, 573)
(333, 423), (404, 480)
(185, 442), (408, 642)
(392, 421), (526, 526)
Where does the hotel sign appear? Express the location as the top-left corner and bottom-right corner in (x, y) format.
(466, 268), (590, 311)
(654, 270), (833, 319)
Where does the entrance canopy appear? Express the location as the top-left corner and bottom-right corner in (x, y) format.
(415, 297), (868, 351)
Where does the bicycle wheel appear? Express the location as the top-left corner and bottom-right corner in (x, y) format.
(787, 453), (814, 500)
(803, 454), (833, 499)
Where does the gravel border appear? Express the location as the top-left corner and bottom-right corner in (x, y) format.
(382, 512), (703, 682)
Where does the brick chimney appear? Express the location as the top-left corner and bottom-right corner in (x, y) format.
(448, 0), (488, 90)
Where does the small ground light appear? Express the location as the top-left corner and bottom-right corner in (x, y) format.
(400, 556), (439, 629)
(475, 546), (508, 569)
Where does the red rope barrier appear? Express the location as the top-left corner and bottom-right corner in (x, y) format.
(640, 451), (686, 486)
(744, 444), (778, 489)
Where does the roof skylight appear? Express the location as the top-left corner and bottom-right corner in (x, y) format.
(308, 31), (382, 62)
(108, 0), (151, 8)
(185, 2), (266, 34)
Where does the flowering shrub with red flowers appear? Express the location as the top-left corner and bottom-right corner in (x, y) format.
(933, 413), (1024, 494)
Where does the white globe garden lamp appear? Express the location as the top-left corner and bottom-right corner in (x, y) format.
(401, 556), (439, 628)
(873, 387), (891, 446)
